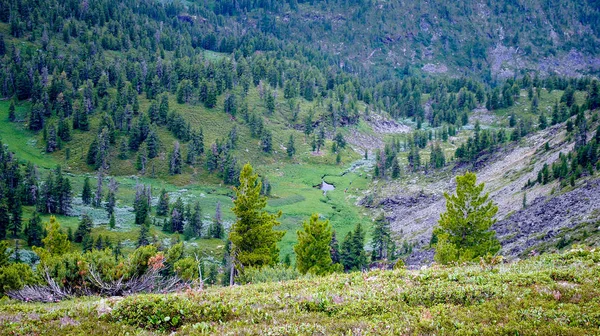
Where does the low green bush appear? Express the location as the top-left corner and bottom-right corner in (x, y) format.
(110, 294), (232, 331)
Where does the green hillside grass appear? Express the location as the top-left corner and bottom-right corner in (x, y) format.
(1, 248), (598, 335)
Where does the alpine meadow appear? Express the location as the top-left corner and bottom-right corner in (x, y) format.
(0, 0), (599, 334)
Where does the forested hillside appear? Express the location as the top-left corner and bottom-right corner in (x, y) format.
(0, 1), (599, 332)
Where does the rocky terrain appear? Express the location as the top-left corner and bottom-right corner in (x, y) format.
(370, 120), (600, 267)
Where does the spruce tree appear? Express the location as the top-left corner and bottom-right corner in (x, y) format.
(156, 189), (170, 216)
(109, 213), (116, 229)
(169, 141), (182, 175)
(286, 134), (295, 158)
(74, 214), (93, 243)
(41, 216), (70, 256)
(25, 212), (43, 247)
(82, 177), (92, 205)
(294, 213), (333, 275)
(0, 200), (10, 240)
(371, 214), (392, 261)
(229, 163), (284, 271)
(137, 220), (150, 247)
(8, 199), (22, 238)
(340, 223), (367, 272)
(433, 172), (500, 264)
(211, 201), (224, 239)
(330, 231), (341, 264)
(8, 100), (15, 122)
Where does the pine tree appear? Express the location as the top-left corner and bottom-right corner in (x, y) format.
(156, 189), (170, 216)
(169, 141), (182, 175)
(186, 129), (204, 164)
(210, 201), (224, 239)
(189, 201), (203, 237)
(8, 100), (15, 122)
(433, 172), (500, 264)
(28, 103), (44, 131)
(8, 198), (22, 238)
(74, 214), (93, 243)
(316, 126), (325, 152)
(45, 124), (58, 153)
(94, 170), (103, 208)
(25, 212), (43, 247)
(137, 220), (150, 247)
(82, 177), (92, 205)
(109, 213), (116, 229)
(371, 214), (392, 261)
(229, 164), (284, 271)
(330, 231), (340, 264)
(118, 139), (128, 159)
(41, 216), (70, 256)
(294, 213), (333, 275)
(340, 223), (367, 272)
(105, 178), (118, 217)
(0, 200), (10, 240)
(261, 130), (272, 153)
(82, 234), (93, 252)
(286, 134), (295, 158)
(391, 158), (401, 178)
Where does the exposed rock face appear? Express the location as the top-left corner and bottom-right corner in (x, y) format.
(494, 179), (600, 257)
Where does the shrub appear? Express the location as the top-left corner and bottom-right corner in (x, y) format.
(110, 294), (232, 331)
(236, 265), (303, 285)
(0, 263), (37, 295)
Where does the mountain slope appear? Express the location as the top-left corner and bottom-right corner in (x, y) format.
(0, 248), (599, 334)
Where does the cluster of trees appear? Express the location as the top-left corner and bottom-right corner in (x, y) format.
(0, 142), (73, 241)
(530, 116), (600, 188)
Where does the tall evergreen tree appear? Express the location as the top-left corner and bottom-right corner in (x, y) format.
(25, 212), (43, 247)
(371, 214), (392, 261)
(74, 214), (93, 243)
(433, 172), (500, 264)
(82, 177), (92, 205)
(156, 189), (170, 216)
(294, 213), (334, 275)
(8, 100), (15, 122)
(330, 231), (341, 264)
(169, 141), (182, 175)
(340, 223), (367, 272)
(229, 163), (284, 272)
(210, 201), (224, 239)
(286, 134), (295, 158)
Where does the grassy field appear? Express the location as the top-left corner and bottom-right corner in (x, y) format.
(0, 247), (598, 335)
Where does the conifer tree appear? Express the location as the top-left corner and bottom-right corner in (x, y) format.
(25, 212), (43, 247)
(330, 231), (341, 264)
(82, 176), (92, 205)
(109, 213), (116, 229)
(74, 214), (93, 243)
(286, 134), (295, 158)
(94, 170), (103, 208)
(340, 223), (367, 272)
(0, 200), (10, 240)
(169, 141), (182, 175)
(371, 214), (392, 261)
(8, 199), (22, 238)
(294, 213), (333, 275)
(156, 189), (170, 216)
(8, 100), (15, 122)
(261, 130), (272, 153)
(433, 172), (500, 264)
(210, 201), (224, 239)
(229, 164), (284, 272)
(137, 220), (150, 247)
(40, 216), (70, 256)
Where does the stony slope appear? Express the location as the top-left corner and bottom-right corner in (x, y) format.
(370, 116), (600, 266)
